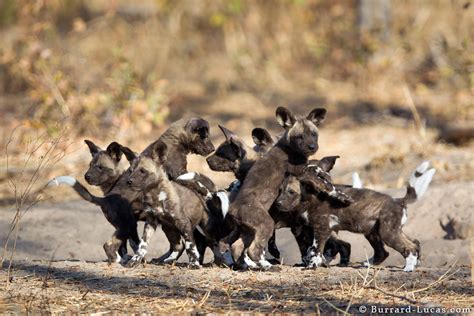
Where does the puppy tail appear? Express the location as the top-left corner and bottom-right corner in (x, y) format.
(47, 176), (103, 206)
(402, 161), (436, 204)
(351, 172), (363, 188)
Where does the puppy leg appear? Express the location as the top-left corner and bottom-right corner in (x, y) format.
(364, 230), (389, 266)
(323, 234), (351, 266)
(127, 220), (158, 267)
(193, 229), (209, 265)
(266, 230), (281, 264)
(219, 226), (241, 262)
(306, 217), (331, 268)
(247, 216), (275, 269)
(103, 232), (123, 264)
(153, 223), (185, 264)
(291, 226), (313, 266)
(380, 229), (420, 272)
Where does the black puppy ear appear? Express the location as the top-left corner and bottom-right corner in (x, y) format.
(84, 139), (101, 156)
(186, 117), (209, 133)
(252, 128), (273, 147)
(218, 125), (236, 141)
(120, 146), (138, 164)
(276, 107), (296, 129)
(317, 155), (340, 172)
(307, 108), (326, 127)
(151, 141), (168, 164)
(106, 142), (123, 163)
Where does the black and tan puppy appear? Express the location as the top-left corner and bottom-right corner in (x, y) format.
(48, 140), (140, 264)
(207, 126), (350, 266)
(126, 141), (225, 268)
(278, 161), (436, 272)
(218, 107), (334, 269)
(125, 117), (217, 266)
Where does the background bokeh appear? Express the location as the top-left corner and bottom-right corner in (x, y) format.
(1, 0), (473, 193)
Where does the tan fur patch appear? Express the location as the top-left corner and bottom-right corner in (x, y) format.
(96, 154), (116, 169)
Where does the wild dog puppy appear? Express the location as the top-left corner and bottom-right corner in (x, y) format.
(126, 141), (223, 268)
(207, 126), (350, 266)
(125, 117), (216, 266)
(274, 156), (351, 266)
(278, 161), (436, 272)
(439, 216), (474, 240)
(48, 141), (140, 264)
(218, 106), (342, 270)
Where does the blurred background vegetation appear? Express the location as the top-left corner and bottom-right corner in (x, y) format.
(0, 0), (472, 161)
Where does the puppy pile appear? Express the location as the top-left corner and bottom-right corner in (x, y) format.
(48, 107), (436, 272)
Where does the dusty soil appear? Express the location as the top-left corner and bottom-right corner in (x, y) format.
(1, 261), (472, 314)
(1, 122), (473, 313)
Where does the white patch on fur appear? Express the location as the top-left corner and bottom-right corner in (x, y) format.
(307, 253), (324, 268)
(195, 225), (205, 236)
(137, 240), (148, 257)
(409, 161), (436, 200)
(158, 191), (167, 201)
(115, 252), (122, 263)
(216, 191), (230, 218)
(401, 208), (408, 226)
(363, 257), (374, 267)
(403, 253), (418, 272)
(176, 172), (196, 181)
(48, 176), (76, 187)
(329, 214), (340, 229)
(162, 250), (180, 263)
(352, 172), (363, 188)
(243, 252), (258, 268)
(185, 241), (200, 262)
(301, 211), (309, 224)
(258, 253), (272, 269)
(328, 188), (337, 197)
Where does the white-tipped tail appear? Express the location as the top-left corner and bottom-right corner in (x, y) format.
(47, 176), (77, 187)
(409, 161), (436, 200)
(216, 191), (230, 218)
(352, 172), (363, 188)
(176, 172), (196, 181)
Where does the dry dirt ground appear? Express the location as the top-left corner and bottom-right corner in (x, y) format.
(1, 123), (473, 313)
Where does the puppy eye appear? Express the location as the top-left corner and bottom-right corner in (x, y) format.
(289, 189), (296, 195)
(311, 131), (317, 137)
(139, 168), (146, 174)
(98, 166), (103, 171)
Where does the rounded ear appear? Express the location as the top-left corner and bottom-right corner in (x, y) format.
(317, 155), (340, 172)
(151, 141), (168, 164)
(252, 128), (273, 147)
(186, 117), (209, 133)
(84, 139), (101, 156)
(106, 142), (123, 163)
(276, 107), (296, 129)
(120, 146), (138, 164)
(307, 108), (327, 127)
(218, 125), (236, 141)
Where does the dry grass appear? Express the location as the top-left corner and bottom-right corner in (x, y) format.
(0, 261), (471, 313)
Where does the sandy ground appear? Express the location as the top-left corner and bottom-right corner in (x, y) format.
(1, 124), (473, 313)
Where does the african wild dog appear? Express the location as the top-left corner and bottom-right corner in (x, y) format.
(278, 161), (436, 272)
(206, 126), (350, 266)
(218, 106), (351, 270)
(48, 141), (140, 264)
(124, 117), (217, 266)
(274, 156), (352, 266)
(126, 141), (226, 268)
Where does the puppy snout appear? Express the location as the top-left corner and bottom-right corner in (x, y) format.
(308, 143), (316, 151)
(127, 179), (133, 186)
(85, 174), (91, 181)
